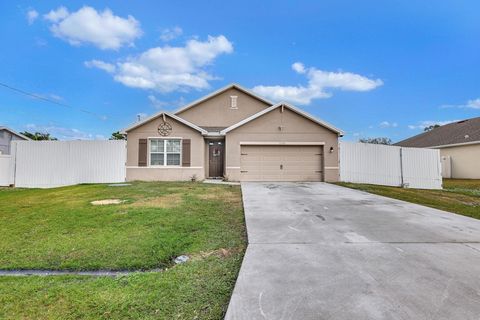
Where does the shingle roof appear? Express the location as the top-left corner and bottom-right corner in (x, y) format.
(395, 117), (480, 148)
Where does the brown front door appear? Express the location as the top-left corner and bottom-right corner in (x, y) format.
(208, 141), (224, 178)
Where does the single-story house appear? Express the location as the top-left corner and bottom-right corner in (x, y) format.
(0, 126), (30, 154)
(395, 117), (480, 179)
(122, 83), (343, 182)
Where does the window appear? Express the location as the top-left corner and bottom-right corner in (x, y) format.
(230, 95), (238, 109)
(150, 139), (181, 166)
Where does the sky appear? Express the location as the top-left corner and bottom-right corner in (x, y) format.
(0, 1), (479, 141)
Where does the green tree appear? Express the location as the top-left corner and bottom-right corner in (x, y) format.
(110, 131), (126, 140)
(424, 124), (440, 132)
(20, 131), (58, 141)
(359, 137), (392, 145)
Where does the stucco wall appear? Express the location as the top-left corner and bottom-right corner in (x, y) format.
(176, 88), (271, 127)
(225, 108), (340, 182)
(439, 144), (480, 179)
(126, 115), (205, 181)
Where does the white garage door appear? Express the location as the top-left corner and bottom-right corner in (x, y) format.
(240, 145), (324, 181)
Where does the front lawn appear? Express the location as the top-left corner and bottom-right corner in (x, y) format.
(0, 182), (246, 319)
(336, 179), (480, 220)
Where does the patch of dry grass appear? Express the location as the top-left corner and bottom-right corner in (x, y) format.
(127, 193), (183, 208)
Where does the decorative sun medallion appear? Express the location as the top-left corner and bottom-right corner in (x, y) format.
(158, 121), (172, 136)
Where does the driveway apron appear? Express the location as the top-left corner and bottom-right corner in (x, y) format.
(225, 182), (480, 320)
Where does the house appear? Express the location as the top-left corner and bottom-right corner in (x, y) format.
(0, 126), (30, 154)
(122, 84), (343, 182)
(395, 117), (480, 179)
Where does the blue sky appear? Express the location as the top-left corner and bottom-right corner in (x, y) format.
(1, 1), (479, 141)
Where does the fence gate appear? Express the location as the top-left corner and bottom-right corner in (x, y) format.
(339, 142), (442, 190)
(0, 155), (14, 186)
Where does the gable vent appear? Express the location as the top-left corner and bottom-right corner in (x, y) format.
(230, 96), (238, 109)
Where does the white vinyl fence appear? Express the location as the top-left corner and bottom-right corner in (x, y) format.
(0, 155), (14, 186)
(12, 140), (126, 188)
(340, 142), (442, 189)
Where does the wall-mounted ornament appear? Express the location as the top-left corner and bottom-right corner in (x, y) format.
(158, 121), (172, 136)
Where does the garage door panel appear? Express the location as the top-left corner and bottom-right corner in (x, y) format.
(240, 145), (324, 182)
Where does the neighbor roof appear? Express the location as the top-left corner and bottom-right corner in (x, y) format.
(0, 126), (31, 140)
(395, 117), (480, 148)
(122, 112), (208, 134)
(220, 102), (344, 136)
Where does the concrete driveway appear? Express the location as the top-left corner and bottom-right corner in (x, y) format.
(225, 182), (480, 320)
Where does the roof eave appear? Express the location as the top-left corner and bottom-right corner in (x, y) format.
(121, 112), (208, 135)
(220, 102), (344, 135)
(0, 126), (31, 140)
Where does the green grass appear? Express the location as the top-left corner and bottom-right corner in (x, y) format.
(336, 179), (480, 220)
(0, 182), (246, 319)
(0, 182), (245, 270)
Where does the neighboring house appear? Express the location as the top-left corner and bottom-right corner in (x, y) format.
(0, 126), (30, 154)
(122, 83), (343, 182)
(395, 117), (480, 179)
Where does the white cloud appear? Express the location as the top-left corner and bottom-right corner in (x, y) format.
(292, 62), (306, 74)
(25, 124), (106, 140)
(148, 95), (186, 109)
(379, 121), (398, 128)
(252, 62), (383, 105)
(408, 120), (459, 130)
(44, 6), (69, 22)
(88, 35), (233, 92)
(440, 98), (480, 109)
(466, 98), (480, 109)
(148, 95), (168, 108)
(159, 26), (183, 41)
(44, 6), (142, 50)
(26, 9), (39, 24)
(32, 93), (64, 102)
(84, 60), (116, 73)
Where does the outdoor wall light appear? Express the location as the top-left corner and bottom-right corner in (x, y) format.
(329, 146), (334, 153)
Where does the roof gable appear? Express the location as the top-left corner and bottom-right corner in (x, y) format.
(122, 112), (207, 134)
(120, 83), (272, 133)
(174, 83), (273, 115)
(220, 102), (344, 135)
(395, 117), (480, 148)
(0, 126), (31, 140)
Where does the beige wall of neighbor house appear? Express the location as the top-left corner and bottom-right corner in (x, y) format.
(176, 88), (271, 127)
(225, 107), (340, 182)
(126, 115), (205, 181)
(439, 144), (480, 179)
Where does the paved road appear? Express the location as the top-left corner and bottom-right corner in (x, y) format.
(225, 182), (480, 320)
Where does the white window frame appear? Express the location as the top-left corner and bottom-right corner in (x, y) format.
(230, 95), (238, 109)
(148, 138), (182, 167)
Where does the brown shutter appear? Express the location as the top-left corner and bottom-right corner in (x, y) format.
(182, 139), (191, 167)
(138, 139), (147, 167)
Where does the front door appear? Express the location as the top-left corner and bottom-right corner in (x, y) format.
(208, 141), (224, 178)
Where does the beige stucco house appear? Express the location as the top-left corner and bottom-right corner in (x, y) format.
(395, 117), (480, 179)
(123, 84), (343, 182)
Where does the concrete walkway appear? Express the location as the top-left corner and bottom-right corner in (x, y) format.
(225, 182), (480, 320)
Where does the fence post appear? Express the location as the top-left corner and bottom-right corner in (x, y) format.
(399, 147), (404, 188)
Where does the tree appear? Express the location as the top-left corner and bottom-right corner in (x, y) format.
(359, 137), (392, 145)
(20, 131), (58, 141)
(424, 124), (440, 132)
(110, 131), (126, 140)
